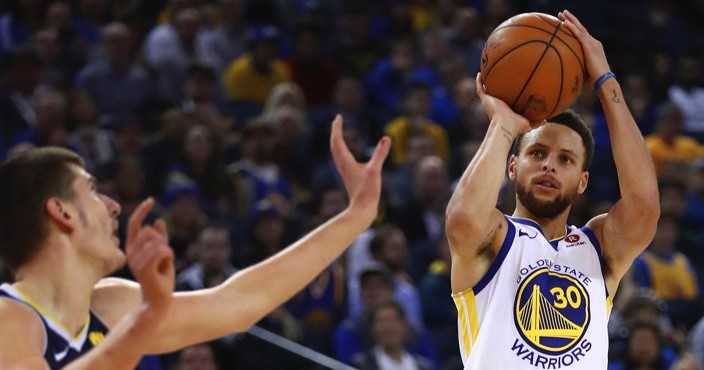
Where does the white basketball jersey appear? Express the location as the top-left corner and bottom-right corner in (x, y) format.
(453, 216), (612, 370)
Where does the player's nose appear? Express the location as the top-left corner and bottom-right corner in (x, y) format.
(542, 157), (557, 173)
(100, 194), (122, 217)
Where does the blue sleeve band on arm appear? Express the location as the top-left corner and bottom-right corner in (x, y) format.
(594, 71), (616, 91)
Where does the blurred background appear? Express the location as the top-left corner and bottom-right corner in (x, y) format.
(0, 0), (703, 369)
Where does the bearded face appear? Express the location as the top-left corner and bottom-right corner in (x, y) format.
(509, 124), (589, 220)
(515, 172), (577, 219)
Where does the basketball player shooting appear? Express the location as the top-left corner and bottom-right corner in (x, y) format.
(445, 10), (659, 369)
(0, 116), (390, 370)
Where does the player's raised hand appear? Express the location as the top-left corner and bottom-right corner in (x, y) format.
(126, 198), (175, 312)
(330, 115), (390, 221)
(558, 10), (610, 88)
(476, 73), (543, 131)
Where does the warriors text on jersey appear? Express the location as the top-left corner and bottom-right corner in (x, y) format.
(452, 217), (611, 369)
(0, 283), (109, 369)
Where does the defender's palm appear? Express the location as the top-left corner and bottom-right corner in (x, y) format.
(329, 115), (391, 217)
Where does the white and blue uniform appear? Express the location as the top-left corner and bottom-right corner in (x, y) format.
(453, 216), (612, 369)
(0, 283), (109, 370)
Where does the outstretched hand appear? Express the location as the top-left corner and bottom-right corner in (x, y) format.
(330, 115), (391, 220)
(125, 198), (175, 312)
(558, 10), (610, 88)
(475, 73), (544, 131)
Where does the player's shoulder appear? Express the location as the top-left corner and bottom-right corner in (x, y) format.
(0, 296), (46, 350)
(0, 296), (43, 325)
(90, 278), (142, 328)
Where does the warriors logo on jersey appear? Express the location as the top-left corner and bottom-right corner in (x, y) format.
(514, 267), (590, 355)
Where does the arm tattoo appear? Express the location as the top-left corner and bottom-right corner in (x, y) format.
(610, 89), (620, 103)
(500, 126), (514, 145)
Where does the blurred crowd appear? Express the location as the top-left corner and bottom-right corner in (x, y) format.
(1, 0), (703, 369)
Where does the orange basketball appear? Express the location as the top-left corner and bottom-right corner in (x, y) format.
(480, 12), (586, 122)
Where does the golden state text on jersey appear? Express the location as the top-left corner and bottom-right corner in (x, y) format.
(453, 217), (611, 370)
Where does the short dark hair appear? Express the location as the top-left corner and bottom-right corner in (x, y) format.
(0, 147), (84, 270)
(511, 109), (595, 170)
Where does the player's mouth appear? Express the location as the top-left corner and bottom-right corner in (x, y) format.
(533, 175), (560, 189)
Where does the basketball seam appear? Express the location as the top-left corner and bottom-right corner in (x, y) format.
(511, 22), (564, 116)
(493, 20), (578, 40)
(489, 24), (587, 80)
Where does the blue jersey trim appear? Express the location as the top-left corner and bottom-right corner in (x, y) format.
(579, 226), (610, 297)
(474, 216), (516, 294)
(507, 216), (568, 251)
(506, 217), (544, 237)
(580, 226), (602, 257)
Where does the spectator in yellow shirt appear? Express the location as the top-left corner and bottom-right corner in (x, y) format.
(385, 82), (449, 166)
(222, 25), (290, 104)
(645, 102), (704, 178)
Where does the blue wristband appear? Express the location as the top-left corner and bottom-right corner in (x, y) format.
(593, 71), (616, 91)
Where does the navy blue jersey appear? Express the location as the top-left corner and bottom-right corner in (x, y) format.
(0, 283), (109, 369)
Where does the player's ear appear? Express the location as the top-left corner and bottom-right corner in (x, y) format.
(46, 197), (76, 232)
(577, 171), (589, 195)
(508, 155), (518, 180)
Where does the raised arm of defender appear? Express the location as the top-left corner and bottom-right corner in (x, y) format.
(91, 115), (391, 354)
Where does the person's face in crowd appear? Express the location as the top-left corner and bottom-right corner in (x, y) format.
(627, 326), (660, 366)
(676, 56), (702, 89)
(654, 108), (683, 138)
(244, 126), (276, 163)
(175, 8), (201, 45)
(453, 7), (480, 39)
(404, 88), (431, 117)
(68, 91), (98, 126)
(253, 213), (285, 250)
(114, 121), (146, 156)
(251, 41), (278, 65)
(659, 186), (686, 217)
(509, 124), (589, 219)
(294, 32), (320, 62)
(45, 2), (71, 31)
(317, 188), (347, 221)
(184, 125), (214, 165)
(169, 194), (201, 227)
(103, 23), (132, 62)
(176, 344), (219, 370)
(650, 217), (678, 255)
(115, 159), (146, 202)
(406, 134), (435, 165)
(342, 126), (366, 160)
(198, 227), (231, 274)
(187, 71), (216, 102)
(391, 42), (414, 73)
(378, 230), (408, 273)
(35, 28), (60, 63)
(36, 92), (67, 132)
(160, 108), (189, 139)
(371, 304), (407, 350)
(335, 78), (363, 112)
(68, 165), (125, 275)
(360, 274), (394, 309)
(272, 107), (301, 146)
(454, 77), (478, 111)
(414, 156), (448, 203)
